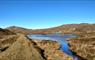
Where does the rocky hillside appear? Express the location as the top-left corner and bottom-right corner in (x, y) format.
(0, 34), (45, 60)
(0, 29), (73, 60)
(68, 37), (95, 60)
(0, 23), (94, 60)
(0, 28), (15, 35)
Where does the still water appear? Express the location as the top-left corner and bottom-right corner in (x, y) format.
(27, 34), (79, 60)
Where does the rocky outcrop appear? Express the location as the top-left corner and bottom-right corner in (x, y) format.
(68, 37), (95, 60)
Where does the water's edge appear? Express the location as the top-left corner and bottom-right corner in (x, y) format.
(26, 34), (80, 60)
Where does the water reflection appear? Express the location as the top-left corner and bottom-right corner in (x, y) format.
(27, 34), (80, 60)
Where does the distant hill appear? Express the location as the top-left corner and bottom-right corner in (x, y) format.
(31, 23), (95, 34)
(0, 28), (15, 39)
(6, 26), (32, 35)
(5, 23), (95, 35)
